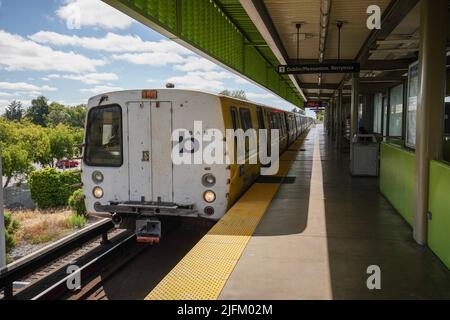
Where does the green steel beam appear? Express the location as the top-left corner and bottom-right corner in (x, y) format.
(102, 0), (304, 108)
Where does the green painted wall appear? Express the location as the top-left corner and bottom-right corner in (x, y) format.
(428, 161), (450, 268)
(380, 143), (416, 225)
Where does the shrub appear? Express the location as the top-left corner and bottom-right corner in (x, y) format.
(68, 189), (86, 216)
(29, 168), (81, 209)
(66, 214), (87, 229)
(4, 212), (20, 253)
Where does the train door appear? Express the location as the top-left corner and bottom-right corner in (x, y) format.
(150, 101), (173, 202)
(127, 102), (152, 201)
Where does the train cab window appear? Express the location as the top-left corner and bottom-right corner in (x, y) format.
(230, 107), (240, 130)
(257, 107), (265, 129)
(85, 104), (123, 167)
(239, 108), (253, 131)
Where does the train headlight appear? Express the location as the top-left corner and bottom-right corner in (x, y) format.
(93, 186), (104, 199)
(203, 190), (216, 203)
(202, 174), (216, 187)
(92, 171), (104, 184)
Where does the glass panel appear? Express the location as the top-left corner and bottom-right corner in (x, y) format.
(406, 62), (419, 148)
(257, 108), (265, 129)
(389, 84), (404, 137)
(239, 108), (252, 131)
(373, 93), (383, 134)
(84, 104), (122, 167)
(230, 107), (239, 130)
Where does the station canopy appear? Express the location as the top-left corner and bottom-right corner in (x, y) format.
(104, 0), (422, 105)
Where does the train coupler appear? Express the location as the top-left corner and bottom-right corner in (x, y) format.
(136, 219), (161, 244)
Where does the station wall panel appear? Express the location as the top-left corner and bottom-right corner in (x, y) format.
(428, 161), (450, 269)
(380, 143), (415, 226)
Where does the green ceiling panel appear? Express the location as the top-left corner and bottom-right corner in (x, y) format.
(103, 0), (304, 107)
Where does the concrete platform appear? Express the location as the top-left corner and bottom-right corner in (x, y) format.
(219, 125), (450, 299)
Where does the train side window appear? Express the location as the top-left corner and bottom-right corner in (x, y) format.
(278, 114), (285, 135)
(239, 108), (253, 131)
(269, 113), (275, 129)
(257, 107), (265, 129)
(230, 107), (240, 130)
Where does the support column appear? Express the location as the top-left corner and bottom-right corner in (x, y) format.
(328, 100), (335, 138)
(414, 0), (448, 245)
(1, 156), (6, 267)
(350, 73), (360, 163)
(333, 98), (338, 140)
(337, 89), (343, 148)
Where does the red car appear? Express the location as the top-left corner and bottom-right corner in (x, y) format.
(56, 159), (79, 169)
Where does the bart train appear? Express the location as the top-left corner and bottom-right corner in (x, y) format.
(82, 89), (314, 240)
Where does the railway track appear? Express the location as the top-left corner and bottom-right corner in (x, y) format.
(1, 216), (211, 300)
(0, 218), (117, 299)
(32, 232), (146, 300)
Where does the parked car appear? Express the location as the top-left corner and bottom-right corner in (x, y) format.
(56, 159), (79, 169)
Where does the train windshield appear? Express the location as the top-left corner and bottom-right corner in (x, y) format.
(84, 104), (123, 167)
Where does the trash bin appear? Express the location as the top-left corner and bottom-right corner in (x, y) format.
(351, 134), (379, 176)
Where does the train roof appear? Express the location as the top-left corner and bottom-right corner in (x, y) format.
(88, 89), (311, 117)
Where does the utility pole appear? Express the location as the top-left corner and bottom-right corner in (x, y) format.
(0, 155), (6, 267)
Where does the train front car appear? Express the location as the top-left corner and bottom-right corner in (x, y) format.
(82, 89), (229, 242)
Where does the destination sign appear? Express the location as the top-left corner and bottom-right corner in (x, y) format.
(306, 101), (323, 109)
(278, 63), (360, 74)
(306, 101), (329, 109)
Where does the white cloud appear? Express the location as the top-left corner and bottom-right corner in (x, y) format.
(187, 71), (234, 81)
(0, 82), (57, 92)
(165, 73), (227, 92)
(29, 31), (224, 73)
(0, 99), (32, 112)
(0, 30), (106, 73)
(56, 0), (134, 30)
(30, 31), (192, 55)
(62, 72), (119, 85)
(112, 52), (185, 66)
(48, 74), (61, 78)
(173, 56), (217, 72)
(80, 85), (124, 95)
(41, 77), (50, 81)
(245, 92), (278, 100)
(234, 77), (250, 85)
(0, 92), (12, 97)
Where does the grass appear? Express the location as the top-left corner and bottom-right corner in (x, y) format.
(66, 213), (87, 229)
(12, 208), (88, 245)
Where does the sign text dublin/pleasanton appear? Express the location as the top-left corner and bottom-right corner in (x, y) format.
(278, 63), (360, 74)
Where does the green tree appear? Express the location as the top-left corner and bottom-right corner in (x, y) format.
(46, 102), (70, 127)
(25, 96), (49, 126)
(220, 90), (247, 100)
(66, 104), (86, 128)
(47, 124), (75, 165)
(0, 119), (33, 188)
(316, 110), (324, 123)
(4, 100), (24, 121)
(1, 143), (32, 188)
(18, 123), (51, 166)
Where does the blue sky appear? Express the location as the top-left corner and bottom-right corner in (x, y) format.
(0, 0), (312, 115)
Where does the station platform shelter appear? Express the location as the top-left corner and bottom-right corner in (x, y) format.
(102, 0), (450, 299)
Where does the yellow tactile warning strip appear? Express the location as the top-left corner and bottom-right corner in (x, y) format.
(145, 135), (308, 300)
